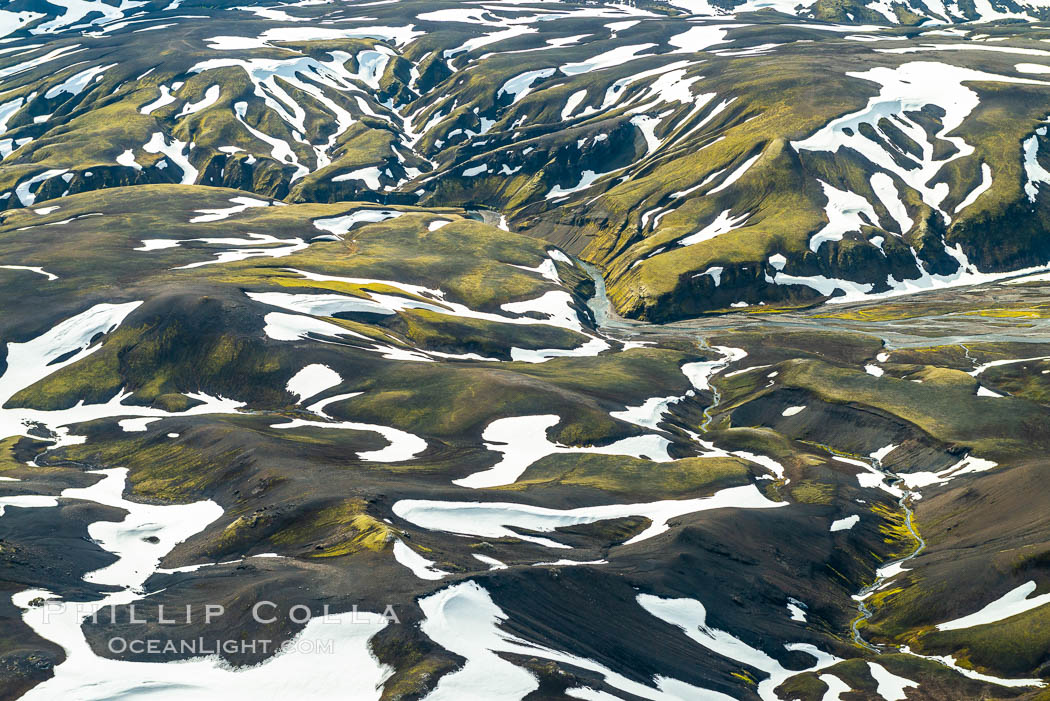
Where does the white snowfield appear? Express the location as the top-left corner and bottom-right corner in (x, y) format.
(768, 61), (1050, 303)
(0, 264), (58, 280)
(273, 368), (427, 462)
(638, 593), (844, 701)
(936, 581), (1050, 631)
(138, 232), (308, 267)
(829, 514), (860, 531)
(899, 645), (1046, 688)
(418, 580), (741, 700)
(285, 363), (342, 402)
(393, 484), (785, 549)
(453, 413), (671, 488)
(250, 266), (611, 363)
(9, 468), (394, 701)
(895, 454), (998, 491)
(271, 415), (427, 463)
(393, 539), (449, 580)
(188, 195), (274, 223)
(678, 209), (751, 247)
(0, 302), (247, 451)
(868, 662), (918, 701)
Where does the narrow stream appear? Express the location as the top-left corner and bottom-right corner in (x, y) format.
(695, 339), (722, 434)
(577, 258), (923, 652)
(848, 453), (927, 654)
(3, 240), (1045, 697)
(573, 256), (1039, 686)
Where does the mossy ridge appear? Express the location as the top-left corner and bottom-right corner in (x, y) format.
(270, 498), (397, 558)
(0, 34), (409, 204)
(773, 652), (1034, 700)
(51, 421), (399, 556)
(575, 55), (877, 318)
(56, 430), (249, 503)
(389, 308), (591, 359)
(7, 301), (292, 413)
(699, 328), (891, 423)
(773, 358), (1050, 460)
(946, 80), (1050, 270)
(790, 480), (835, 505)
(0, 435), (86, 484)
(709, 328), (885, 367)
(373, 631), (458, 701)
(981, 359), (1050, 405)
(337, 361), (643, 447)
(0, 186), (457, 313)
(881, 344), (975, 370)
(7, 21), (1050, 325)
(861, 577), (948, 645)
(505, 453), (753, 499)
(908, 601), (1050, 680)
(510, 347), (698, 400)
(711, 426), (828, 467)
(772, 671), (830, 701)
(541, 47), (1050, 320)
(327, 346), (698, 447)
(0, 186), (596, 366)
(877, 653), (1035, 699)
(789, 658), (881, 699)
(209, 215), (573, 314)
(884, 341), (1050, 376)
(0, 437), (23, 474)
(289, 123), (427, 205)
(0, 190), (709, 470)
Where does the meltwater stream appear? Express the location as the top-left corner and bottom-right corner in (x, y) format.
(4, 248), (1049, 699)
(575, 258), (1049, 691)
(844, 452), (927, 654)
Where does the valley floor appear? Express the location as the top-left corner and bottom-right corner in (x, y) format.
(1, 186), (1049, 700)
